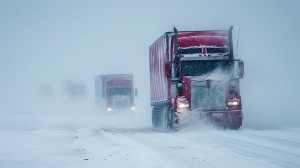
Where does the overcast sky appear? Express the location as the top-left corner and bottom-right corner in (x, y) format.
(1, 0), (300, 128)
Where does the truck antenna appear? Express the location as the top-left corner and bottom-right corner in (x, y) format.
(235, 27), (240, 58)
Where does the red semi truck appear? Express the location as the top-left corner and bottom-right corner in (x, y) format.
(95, 74), (137, 112)
(149, 26), (244, 129)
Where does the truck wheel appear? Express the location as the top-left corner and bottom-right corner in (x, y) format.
(152, 107), (162, 127)
(163, 106), (174, 130)
(229, 126), (240, 130)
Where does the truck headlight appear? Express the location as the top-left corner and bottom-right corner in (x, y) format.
(177, 102), (189, 108)
(227, 101), (239, 106)
(107, 108), (112, 111)
(130, 106), (135, 110)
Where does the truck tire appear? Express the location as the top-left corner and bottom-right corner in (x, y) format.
(152, 107), (162, 127)
(161, 106), (174, 130)
(229, 126), (240, 130)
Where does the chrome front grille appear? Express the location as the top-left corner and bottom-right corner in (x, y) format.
(114, 99), (129, 109)
(191, 80), (226, 111)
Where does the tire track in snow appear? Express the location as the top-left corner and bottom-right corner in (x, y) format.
(74, 127), (181, 168)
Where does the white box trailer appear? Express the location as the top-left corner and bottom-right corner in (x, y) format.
(62, 80), (86, 98)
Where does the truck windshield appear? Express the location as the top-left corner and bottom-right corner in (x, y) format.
(108, 88), (132, 96)
(181, 60), (229, 76)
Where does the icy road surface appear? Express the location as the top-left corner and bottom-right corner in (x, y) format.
(0, 111), (300, 168)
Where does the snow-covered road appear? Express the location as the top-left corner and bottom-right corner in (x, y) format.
(1, 111), (300, 168)
(73, 127), (300, 168)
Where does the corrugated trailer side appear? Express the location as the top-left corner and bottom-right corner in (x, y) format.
(149, 34), (169, 105)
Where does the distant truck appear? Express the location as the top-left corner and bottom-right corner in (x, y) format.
(95, 74), (137, 111)
(149, 26), (244, 129)
(62, 80), (86, 98)
(39, 84), (53, 97)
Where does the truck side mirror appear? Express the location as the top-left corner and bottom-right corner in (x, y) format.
(165, 62), (171, 77)
(239, 61), (244, 79)
(134, 88), (138, 97)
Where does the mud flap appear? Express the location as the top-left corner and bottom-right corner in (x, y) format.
(152, 106), (174, 130)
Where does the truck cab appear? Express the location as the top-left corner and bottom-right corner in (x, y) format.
(174, 49), (243, 128)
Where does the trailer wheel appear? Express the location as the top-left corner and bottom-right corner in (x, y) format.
(152, 107), (162, 127)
